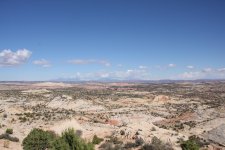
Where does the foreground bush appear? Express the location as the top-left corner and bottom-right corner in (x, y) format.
(23, 128), (94, 150)
(55, 128), (94, 150)
(51, 138), (70, 150)
(22, 128), (56, 150)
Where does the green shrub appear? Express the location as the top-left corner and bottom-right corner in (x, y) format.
(23, 128), (94, 150)
(181, 139), (199, 150)
(188, 135), (208, 147)
(51, 138), (70, 150)
(22, 128), (56, 150)
(6, 128), (13, 134)
(53, 128), (94, 150)
(92, 135), (103, 145)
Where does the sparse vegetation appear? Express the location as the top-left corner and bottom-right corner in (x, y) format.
(99, 135), (124, 150)
(151, 127), (156, 131)
(22, 128), (94, 150)
(56, 128), (94, 150)
(92, 135), (104, 145)
(135, 137), (144, 146)
(180, 139), (200, 150)
(180, 135), (208, 150)
(6, 128), (13, 134)
(0, 133), (19, 142)
(1, 81), (225, 149)
(142, 136), (173, 150)
(3, 113), (7, 118)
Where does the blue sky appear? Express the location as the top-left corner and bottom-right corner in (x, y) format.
(0, 0), (225, 81)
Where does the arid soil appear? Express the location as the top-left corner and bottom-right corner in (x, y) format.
(0, 81), (225, 149)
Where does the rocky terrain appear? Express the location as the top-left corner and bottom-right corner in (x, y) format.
(0, 81), (225, 149)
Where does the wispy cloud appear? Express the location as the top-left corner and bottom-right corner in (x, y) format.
(178, 67), (225, 79)
(178, 71), (202, 79)
(60, 68), (150, 81)
(218, 68), (225, 72)
(33, 59), (51, 67)
(202, 68), (213, 73)
(0, 49), (32, 67)
(139, 65), (148, 69)
(68, 59), (111, 67)
(187, 65), (194, 69)
(117, 64), (123, 67)
(168, 63), (176, 68)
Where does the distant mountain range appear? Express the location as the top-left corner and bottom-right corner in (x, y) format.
(0, 79), (225, 84)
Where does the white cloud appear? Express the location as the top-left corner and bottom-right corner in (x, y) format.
(168, 63), (176, 68)
(179, 71), (202, 79)
(187, 65), (194, 69)
(217, 68), (225, 72)
(139, 65), (148, 69)
(33, 59), (51, 67)
(155, 65), (163, 70)
(0, 49), (32, 67)
(117, 64), (123, 67)
(68, 59), (111, 67)
(178, 67), (225, 79)
(202, 68), (213, 73)
(61, 68), (151, 81)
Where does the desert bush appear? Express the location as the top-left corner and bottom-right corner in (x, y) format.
(142, 136), (173, 150)
(6, 128), (13, 134)
(3, 113), (7, 118)
(124, 142), (136, 148)
(76, 130), (83, 137)
(181, 138), (200, 150)
(51, 138), (70, 150)
(0, 133), (19, 142)
(108, 136), (123, 145)
(99, 135), (124, 150)
(120, 130), (125, 135)
(92, 135), (103, 145)
(151, 127), (156, 131)
(135, 137), (144, 146)
(19, 116), (27, 122)
(99, 142), (114, 150)
(99, 142), (124, 150)
(22, 128), (56, 150)
(188, 135), (208, 147)
(23, 128), (94, 150)
(55, 128), (94, 150)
